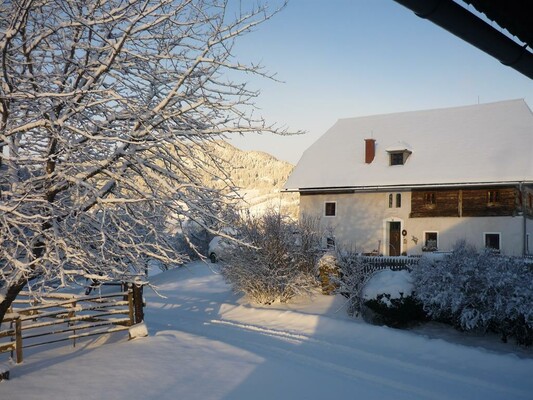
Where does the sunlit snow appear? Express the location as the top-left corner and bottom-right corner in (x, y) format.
(2, 262), (532, 400)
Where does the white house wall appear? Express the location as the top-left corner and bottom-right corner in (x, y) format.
(527, 217), (533, 255)
(300, 192), (527, 256)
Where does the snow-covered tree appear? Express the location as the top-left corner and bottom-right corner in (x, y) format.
(0, 0), (289, 325)
(221, 211), (321, 304)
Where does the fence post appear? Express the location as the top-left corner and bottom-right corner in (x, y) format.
(15, 316), (23, 364)
(132, 283), (144, 324)
(127, 287), (134, 326)
(69, 300), (77, 348)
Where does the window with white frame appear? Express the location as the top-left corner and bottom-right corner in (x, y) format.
(388, 193), (402, 208)
(484, 233), (501, 253)
(423, 232), (438, 252)
(324, 201), (336, 217)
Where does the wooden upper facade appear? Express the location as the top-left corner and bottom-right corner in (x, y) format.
(410, 185), (533, 218)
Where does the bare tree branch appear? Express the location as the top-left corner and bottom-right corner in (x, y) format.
(0, 0), (290, 324)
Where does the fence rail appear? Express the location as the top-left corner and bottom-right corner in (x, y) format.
(0, 283), (144, 364)
(359, 255), (421, 274)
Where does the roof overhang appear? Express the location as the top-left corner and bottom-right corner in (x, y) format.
(283, 180), (533, 194)
(393, 0), (533, 80)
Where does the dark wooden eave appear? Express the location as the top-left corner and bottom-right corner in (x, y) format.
(393, 0), (533, 80)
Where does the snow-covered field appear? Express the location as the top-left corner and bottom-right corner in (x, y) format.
(2, 262), (532, 400)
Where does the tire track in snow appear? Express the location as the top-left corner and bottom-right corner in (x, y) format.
(209, 319), (531, 400)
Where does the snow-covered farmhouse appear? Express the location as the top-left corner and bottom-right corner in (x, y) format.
(284, 99), (533, 256)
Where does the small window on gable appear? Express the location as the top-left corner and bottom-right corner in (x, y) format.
(390, 152), (404, 166)
(484, 233), (501, 253)
(325, 202), (336, 217)
(487, 190), (500, 205)
(387, 144), (412, 166)
(396, 193), (401, 208)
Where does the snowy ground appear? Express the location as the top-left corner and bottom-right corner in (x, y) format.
(2, 261), (533, 400)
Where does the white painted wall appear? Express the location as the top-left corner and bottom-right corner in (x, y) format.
(526, 217), (533, 255)
(300, 192), (527, 256)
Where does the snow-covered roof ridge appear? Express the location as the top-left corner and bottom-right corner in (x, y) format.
(285, 99), (533, 190)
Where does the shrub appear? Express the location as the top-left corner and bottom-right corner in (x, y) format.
(412, 241), (533, 345)
(332, 251), (373, 316)
(317, 252), (340, 295)
(221, 211), (322, 304)
(361, 269), (427, 327)
(363, 294), (427, 328)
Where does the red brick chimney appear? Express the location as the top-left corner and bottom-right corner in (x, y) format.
(365, 139), (375, 164)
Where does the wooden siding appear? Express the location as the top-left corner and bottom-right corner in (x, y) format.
(411, 187), (520, 218)
(410, 190), (459, 218)
(461, 187), (517, 217)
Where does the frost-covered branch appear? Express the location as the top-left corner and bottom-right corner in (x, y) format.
(0, 0), (290, 325)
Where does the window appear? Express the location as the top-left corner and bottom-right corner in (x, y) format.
(484, 233), (501, 253)
(528, 194), (533, 209)
(326, 237), (336, 250)
(324, 202), (336, 217)
(396, 193), (402, 208)
(423, 232), (438, 252)
(390, 152), (404, 166)
(424, 192), (436, 205)
(527, 234), (531, 255)
(487, 190), (500, 205)
(388, 193), (401, 208)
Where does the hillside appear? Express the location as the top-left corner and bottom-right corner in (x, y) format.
(200, 141), (299, 218)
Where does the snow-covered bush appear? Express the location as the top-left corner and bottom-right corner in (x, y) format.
(332, 251), (373, 316)
(317, 252), (340, 295)
(221, 212), (321, 304)
(361, 269), (427, 327)
(412, 241), (533, 345)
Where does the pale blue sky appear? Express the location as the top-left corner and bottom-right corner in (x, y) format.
(228, 0), (533, 164)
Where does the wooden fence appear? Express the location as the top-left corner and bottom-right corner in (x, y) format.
(0, 282), (144, 364)
(359, 255), (421, 274)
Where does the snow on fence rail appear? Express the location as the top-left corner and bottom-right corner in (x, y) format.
(0, 283), (144, 364)
(360, 256), (421, 274)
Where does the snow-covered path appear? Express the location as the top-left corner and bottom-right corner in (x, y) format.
(2, 262), (533, 399)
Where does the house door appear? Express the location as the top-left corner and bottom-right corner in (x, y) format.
(389, 222), (401, 256)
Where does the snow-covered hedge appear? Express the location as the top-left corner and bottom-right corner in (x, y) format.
(360, 269), (427, 327)
(412, 241), (533, 346)
(221, 212), (321, 304)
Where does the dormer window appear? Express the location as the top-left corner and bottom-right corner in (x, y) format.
(390, 152), (404, 166)
(386, 143), (412, 166)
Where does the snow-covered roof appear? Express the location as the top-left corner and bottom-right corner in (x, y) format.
(285, 99), (533, 191)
